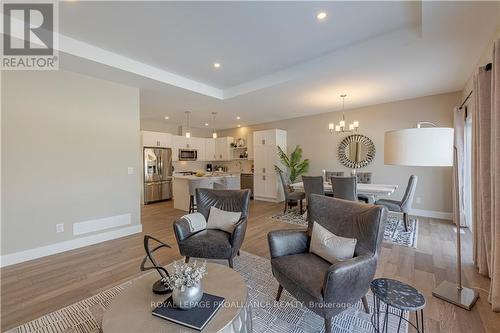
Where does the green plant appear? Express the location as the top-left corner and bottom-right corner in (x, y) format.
(275, 145), (310, 183)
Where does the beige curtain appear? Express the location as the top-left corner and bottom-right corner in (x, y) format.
(453, 106), (467, 227)
(473, 38), (500, 311)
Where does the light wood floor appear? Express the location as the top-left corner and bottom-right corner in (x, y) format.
(1, 200), (499, 332)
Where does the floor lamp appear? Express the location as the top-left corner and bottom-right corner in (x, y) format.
(384, 122), (479, 310)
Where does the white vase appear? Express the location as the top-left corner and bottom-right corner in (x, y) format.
(172, 282), (203, 310)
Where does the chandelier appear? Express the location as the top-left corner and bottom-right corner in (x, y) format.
(328, 94), (359, 133)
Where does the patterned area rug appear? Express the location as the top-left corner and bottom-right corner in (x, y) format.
(271, 209), (418, 248)
(7, 252), (408, 333)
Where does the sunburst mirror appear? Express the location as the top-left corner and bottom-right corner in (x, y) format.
(338, 134), (376, 168)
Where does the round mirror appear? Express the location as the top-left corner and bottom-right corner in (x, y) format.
(338, 134), (376, 168)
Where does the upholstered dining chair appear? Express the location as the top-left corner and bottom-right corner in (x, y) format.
(325, 171), (344, 181)
(268, 194), (387, 333)
(375, 175), (418, 232)
(331, 176), (358, 201)
(173, 188), (250, 268)
(278, 170), (305, 214)
(302, 175), (325, 199)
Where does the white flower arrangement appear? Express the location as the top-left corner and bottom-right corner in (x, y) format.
(162, 260), (207, 291)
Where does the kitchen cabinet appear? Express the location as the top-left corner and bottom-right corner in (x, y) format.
(246, 133), (254, 160)
(205, 138), (217, 161)
(142, 131), (172, 148)
(215, 137), (233, 161)
(253, 129), (286, 202)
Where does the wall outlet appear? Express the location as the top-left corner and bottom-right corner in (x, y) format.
(127, 167), (134, 175)
(56, 223), (64, 233)
(416, 196), (422, 204)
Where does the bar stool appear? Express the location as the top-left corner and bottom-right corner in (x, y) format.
(188, 179), (213, 213)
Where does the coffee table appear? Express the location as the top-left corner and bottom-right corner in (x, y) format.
(102, 262), (252, 333)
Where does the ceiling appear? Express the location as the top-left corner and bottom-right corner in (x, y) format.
(56, 1), (500, 130)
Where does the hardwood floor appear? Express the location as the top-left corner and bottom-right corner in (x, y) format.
(1, 199), (499, 332)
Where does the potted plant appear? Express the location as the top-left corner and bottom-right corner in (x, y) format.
(275, 145), (310, 184)
(162, 260), (207, 310)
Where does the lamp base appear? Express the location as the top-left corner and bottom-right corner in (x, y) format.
(152, 279), (172, 295)
(432, 280), (479, 310)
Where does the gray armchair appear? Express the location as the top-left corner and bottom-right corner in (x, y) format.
(173, 188), (250, 268)
(375, 175), (418, 231)
(268, 194), (387, 333)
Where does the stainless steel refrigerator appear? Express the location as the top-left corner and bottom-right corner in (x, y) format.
(143, 147), (172, 204)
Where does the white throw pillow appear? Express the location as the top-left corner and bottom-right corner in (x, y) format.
(310, 222), (357, 263)
(207, 206), (242, 233)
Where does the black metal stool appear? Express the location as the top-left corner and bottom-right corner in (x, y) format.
(370, 278), (426, 333)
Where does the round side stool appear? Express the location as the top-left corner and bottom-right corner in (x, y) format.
(370, 278), (426, 333)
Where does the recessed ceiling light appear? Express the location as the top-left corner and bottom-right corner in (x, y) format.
(205, 123), (209, 126)
(237, 124), (241, 128)
(317, 12), (327, 20)
(236, 116), (241, 120)
(164, 116), (169, 120)
(213, 63), (221, 69)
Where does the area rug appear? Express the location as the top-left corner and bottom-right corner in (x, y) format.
(271, 209), (418, 248)
(7, 252), (408, 333)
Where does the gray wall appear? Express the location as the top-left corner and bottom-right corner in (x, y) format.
(1, 70), (141, 255)
(219, 92), (460, 215)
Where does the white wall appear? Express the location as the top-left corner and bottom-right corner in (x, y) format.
(1, 70), (141, 265)
(219, 92), (460, 217)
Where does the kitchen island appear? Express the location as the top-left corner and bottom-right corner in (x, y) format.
(172, 173), (241, 211)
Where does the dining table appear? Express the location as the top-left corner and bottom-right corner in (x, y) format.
(290, 181), (398, 199)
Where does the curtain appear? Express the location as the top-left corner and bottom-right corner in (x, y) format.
(472, 38), (500, 311)
(453, 106), (467, 227)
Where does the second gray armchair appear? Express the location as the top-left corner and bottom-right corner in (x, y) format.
(268, 194), (387, 333)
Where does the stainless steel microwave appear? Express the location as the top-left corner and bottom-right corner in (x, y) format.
(179, 149), (198, 161)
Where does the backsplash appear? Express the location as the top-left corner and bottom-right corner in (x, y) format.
(173, 160), (253, 173)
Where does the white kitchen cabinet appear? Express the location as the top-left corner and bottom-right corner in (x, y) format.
(215, 137), (233, 161)
(191, 137), (206, 161)
(205, 138), (217, 161)
(253, 129), (286, 202)
(246, 133), (254, 160)
(141, 131), (172, 148)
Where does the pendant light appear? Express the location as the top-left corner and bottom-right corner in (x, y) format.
(328, 94), (359, 134)
(211, 112), (218, 139)
(184, 111), (191, 138)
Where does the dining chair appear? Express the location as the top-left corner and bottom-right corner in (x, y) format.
(356, 172), (374, 203)
(331, 176), (358, 201)
(302, 176), (325, 200)
(278, 170), (306, 214)
(325, 171), (344, 181)
(375, 175), (418, 231)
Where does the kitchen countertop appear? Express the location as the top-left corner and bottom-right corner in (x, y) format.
(173, 173), (241, 180)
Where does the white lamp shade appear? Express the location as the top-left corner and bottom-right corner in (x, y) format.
(384, 127), (454, 166)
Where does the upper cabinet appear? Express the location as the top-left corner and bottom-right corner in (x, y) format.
(205, 138), (216, 161)
(246, 133), (254, 160)
(142, 131), (237, 162)
(142, 131), (172, 148)
(215, 137), (233, 161)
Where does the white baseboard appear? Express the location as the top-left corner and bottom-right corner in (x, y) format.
(254, 196), (284, 203)
(73, 213), (131, 236)
(0, 224), (142, 268)
(408, 209), (453, 220)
